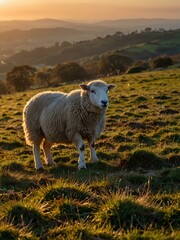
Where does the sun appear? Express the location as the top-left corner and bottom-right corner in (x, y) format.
(0, 0), (7, 4)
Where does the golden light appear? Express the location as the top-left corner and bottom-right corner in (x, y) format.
(0, 0), (7, 4)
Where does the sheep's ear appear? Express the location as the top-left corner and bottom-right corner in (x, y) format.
(107, 84), (117, 90)
(80, 84), (89, 91)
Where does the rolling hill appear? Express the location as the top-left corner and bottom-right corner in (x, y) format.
(0, 18), (180, 56)
(1, 18), (180, 33)
(0, 19), (179, 75)
(5, 29), (180, 67)
(96, 18), (180, 32)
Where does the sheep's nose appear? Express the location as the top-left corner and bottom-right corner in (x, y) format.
(101, 100), (108, 107)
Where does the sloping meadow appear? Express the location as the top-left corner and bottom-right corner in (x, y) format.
(0, 69), (180, 239)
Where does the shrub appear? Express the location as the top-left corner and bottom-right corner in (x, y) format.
(0, 81), (8, 94)
(52, 62), (89, 83)
(98, 54), (133, 76)
(35, 70), (52, 87)
(151, 56), (173, 68)
(127, 61), (149, 74)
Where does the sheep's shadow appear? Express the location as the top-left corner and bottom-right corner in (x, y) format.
(49, 160), (118, 181)
(1, 172), (35, 191)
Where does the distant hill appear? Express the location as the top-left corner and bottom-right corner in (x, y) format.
(0, 19), (87, 32)
(0, 19), (117, 61)
(0, 18), (180, 33)
(0, 19), (179, 73)
(4, 29), (179, 68)
(96, 19), (180, 32)
(0, 18), (179, 59)
(0, 27), (96, 49)
(0, 26), (106, 57)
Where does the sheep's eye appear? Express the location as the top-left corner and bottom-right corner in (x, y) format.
(91, 90), (96, 94)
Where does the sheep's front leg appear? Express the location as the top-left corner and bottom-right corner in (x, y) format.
(89, 140), (99, 163)
(42, 140), (56, 166)
(33, 143), (44, 170)
(73, 133), (86, 169)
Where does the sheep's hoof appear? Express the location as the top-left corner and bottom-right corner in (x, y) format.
(46, 161), (56, 166)
(90, 158), (99, 163)
(36, 166), (45, 171)
(78, 163), (87, 170)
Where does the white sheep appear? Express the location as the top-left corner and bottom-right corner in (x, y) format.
(23, 80), (116, 170)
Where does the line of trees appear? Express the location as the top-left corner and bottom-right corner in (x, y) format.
(0, 55), (174, 94)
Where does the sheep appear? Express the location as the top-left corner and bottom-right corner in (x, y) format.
(22, 80), (116, 170)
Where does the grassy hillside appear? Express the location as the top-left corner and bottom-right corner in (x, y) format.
(121, 30), (180, 59)
(0, 69), (180, 239)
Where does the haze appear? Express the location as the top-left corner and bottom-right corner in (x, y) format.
(0, 0), (180, 21)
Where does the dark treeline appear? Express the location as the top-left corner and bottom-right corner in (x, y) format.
(0, 54), (175, 94)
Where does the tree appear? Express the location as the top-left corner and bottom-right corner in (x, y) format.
(152, 56), (173, 69)
(127, 61), (149, 74)
(98, 54), (133, 76)
(83, 60), (99, 78)
(35, 70), (52, 87)
(6, 65), (36, 92)
(52, 62), (89, 83)
(0, 81), (8, 94)
(144, 27), (152, 32)
(60, 41), (72, 49)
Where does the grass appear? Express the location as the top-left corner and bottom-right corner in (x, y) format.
(125, 33), (180, 57)
(0, 68), (180, 239)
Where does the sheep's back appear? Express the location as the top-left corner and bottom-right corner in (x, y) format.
(24, 91), (66, 119)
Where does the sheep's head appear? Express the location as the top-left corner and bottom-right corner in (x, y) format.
(80, 80), (116, 109)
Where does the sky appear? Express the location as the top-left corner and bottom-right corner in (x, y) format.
(0, 0), (180, 21)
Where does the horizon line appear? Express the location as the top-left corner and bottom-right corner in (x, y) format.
(0, 17), (180, 23)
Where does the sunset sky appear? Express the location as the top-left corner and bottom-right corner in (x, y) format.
(0, 0), (180, 21)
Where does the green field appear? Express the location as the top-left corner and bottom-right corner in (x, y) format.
(0, 69), (180, 239)
(123, 32), (180, 58)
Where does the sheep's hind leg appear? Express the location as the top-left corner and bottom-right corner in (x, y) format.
(33, 143), (44, 170)
(89, 141), (99, 163)
(42, 140), (56, 166)
(73, 133), (86, 169)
